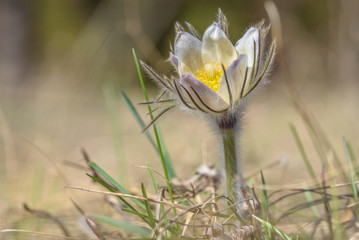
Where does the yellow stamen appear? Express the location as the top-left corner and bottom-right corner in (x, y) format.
(194, 62), (226, 92)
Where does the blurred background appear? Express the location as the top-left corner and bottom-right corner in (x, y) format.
(0, 0), (358, 235)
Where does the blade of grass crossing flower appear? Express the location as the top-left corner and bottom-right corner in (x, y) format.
(302, 183), (320, 218)
(120, 91), (157, 150)
(93, 214), (151, 238)
(132, 50), (176, 180)
(344, 137), (359, 215)
(289, 123), (318, 186)
(89, 161), (147, 211)
(141, 183), (156, 228)
(132, 49), (177, 217)
(158, 131), (175, 179)
(252, 215), (291, 240)
(121, 91), (175, 179)
(103, 84), (127, 187)
(147, 162), (158, 193)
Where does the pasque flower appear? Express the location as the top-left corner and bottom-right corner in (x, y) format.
(142, 11), (274, 116)
(141, 9), (276, 217)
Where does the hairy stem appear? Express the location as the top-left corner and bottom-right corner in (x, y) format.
(217, 113), (244, 204)
(222, 127), (242, 201)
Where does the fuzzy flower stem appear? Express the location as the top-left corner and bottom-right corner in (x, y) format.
(222, 128), (240, 201)
(217, 113), (244, 204)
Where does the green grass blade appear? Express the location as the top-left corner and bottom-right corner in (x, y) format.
(103, 84), (126, 187)
(289, 123), (318, 186)
(88, 162), (126, 193)
(89, 161), (146, 211)
(147, 162), (158, 194)
(252, 215), (291, 240)
(120, 91), (157, 150)
(330, 178), (347, 240)
(87, 173), (155, 227)
(343, 137), (359, 215)
(120, 91), (175, 179)
(260, 170), (269, 213)
(345, 139), (359, 179)
(122, 208), (158, 224)
(260, 171), (271, 239)
(158, 130), (176, 179)
(132, 49), (177, 218)
(141, 183), (156, 228)
(93, 214), (151, 237)
(302, 183), (320, 218)
(132, 49), (175, 180)
(86, 173), (136, 211)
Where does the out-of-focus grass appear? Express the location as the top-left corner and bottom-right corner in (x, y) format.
(0, 0), (359, 239)
(1, 73), (358, 239)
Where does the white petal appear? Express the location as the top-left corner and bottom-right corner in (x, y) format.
(169, 52), (179, 70)
(235, 27), (259, 67)
(202, 25), (237, 66)
(174, 32), (202, 75)
(178, 61), (193, 76)
(180, 73), (229, 113)
(217, 55), (248, 103)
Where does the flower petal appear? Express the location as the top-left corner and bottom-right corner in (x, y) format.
(217, 55), (248, 103)
(235, 27), (259, 67)
(180, 73), (229, 113)
(202, 25), (237, 66)
(174, 32), (202, 75)
(169, 52), (179, 70)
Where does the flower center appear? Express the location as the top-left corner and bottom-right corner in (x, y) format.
(194, 62), (226, 92)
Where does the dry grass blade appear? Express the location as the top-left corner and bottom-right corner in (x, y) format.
(86, 217), (106, 240)
(321, 166), (334, 236)
(268, 181), (359, 198)
(156, 202), (218, 240)
(70, 198), (85, 215)
(66, 185), (190, 211)
(152, 188), (165, 238)
(134, 165), (170, 185)
(0, 229), (82, 239)
(181, 212), (194, 237)
(246, 158), (287, 179)
(23, 203), (70, 237)
(71, 199), (107, 239)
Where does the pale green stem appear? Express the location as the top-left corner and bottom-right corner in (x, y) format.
(219, 126), (244, 203)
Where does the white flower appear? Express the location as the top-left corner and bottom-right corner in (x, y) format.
(141, 9), (275, 124)
(140, 10), (276, 215)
